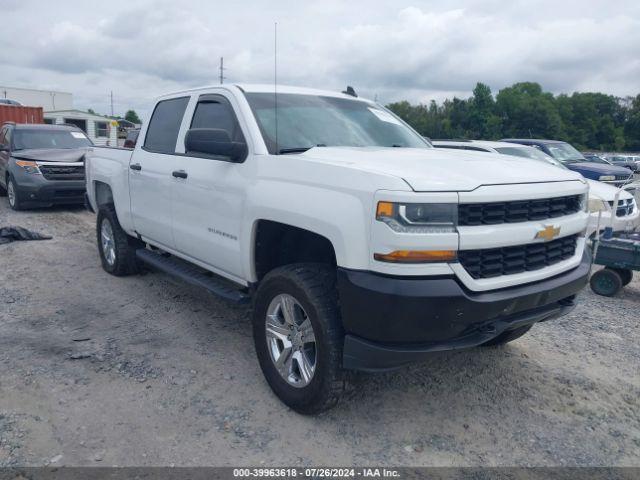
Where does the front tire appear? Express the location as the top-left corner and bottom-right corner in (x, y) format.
(7, 175), (22, 210)
(97, 204), (142, 276)
(252, 263), (350, 414)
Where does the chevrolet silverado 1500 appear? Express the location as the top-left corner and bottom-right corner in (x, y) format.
(85, 85), (591, 413)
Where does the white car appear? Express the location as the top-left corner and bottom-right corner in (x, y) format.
(433, 140), (639, 236)
(85, 85), (590, 413)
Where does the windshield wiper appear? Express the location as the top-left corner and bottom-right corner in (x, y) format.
(278, 144), (326, 155)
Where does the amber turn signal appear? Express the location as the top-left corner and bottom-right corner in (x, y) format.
(376, 201), (395, 218)
(374, 250), (457, 263)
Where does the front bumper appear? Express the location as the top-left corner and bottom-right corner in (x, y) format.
(338, 250), (591, 371)
(11, 169), (85, 207)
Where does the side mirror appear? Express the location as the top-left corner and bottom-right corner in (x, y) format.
(185, 128), (247, 162)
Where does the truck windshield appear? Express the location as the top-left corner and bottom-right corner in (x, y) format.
(13, 129), (92, 151)
(544, 143), (585, 164)
(244, 92), (430, 154)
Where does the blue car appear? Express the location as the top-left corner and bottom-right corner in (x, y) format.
(502, 139), (633, 188)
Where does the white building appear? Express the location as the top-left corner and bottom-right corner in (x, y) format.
(0, 85), (73, 111)
(44, 110), (119, 146)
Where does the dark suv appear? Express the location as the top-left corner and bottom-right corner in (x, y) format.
(0, 123), (92, 210)
(502, 139), (633, 188)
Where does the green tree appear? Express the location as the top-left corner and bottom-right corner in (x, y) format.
(125, 110), (141, 124)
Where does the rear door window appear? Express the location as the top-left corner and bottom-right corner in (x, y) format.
(143, 97), (189, 154)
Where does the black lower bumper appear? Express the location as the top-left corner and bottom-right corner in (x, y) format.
(338, 250), (591, 371)
(16, 181), (86, 207)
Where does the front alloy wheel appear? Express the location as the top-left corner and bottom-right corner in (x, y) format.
(252, 263), (350, 414)
(7, 177), (21, 210)
(266, 294), (317, 388)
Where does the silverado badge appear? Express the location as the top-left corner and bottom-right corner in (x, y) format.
(535, 225), (561, 241)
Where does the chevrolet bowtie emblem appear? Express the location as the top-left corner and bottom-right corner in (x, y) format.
(535, 225), (561, 241)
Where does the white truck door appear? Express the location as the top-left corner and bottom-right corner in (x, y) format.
(171, 93), (247, 281)
(129, 96), (190, 249)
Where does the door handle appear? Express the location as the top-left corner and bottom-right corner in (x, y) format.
(130, 163), (142, 171)
(172, 170), (188, 179)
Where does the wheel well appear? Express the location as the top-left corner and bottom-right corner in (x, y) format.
(254, 220), (337, 281)
(94, 181), (114, 207)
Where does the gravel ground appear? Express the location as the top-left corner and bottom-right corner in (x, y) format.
(0, 199), (639, 468)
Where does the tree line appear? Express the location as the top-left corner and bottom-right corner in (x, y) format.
(386, 82), (640, 152)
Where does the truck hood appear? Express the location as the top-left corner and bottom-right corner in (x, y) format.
(301, 146), (583, 191)
(12, 148), (87, 163)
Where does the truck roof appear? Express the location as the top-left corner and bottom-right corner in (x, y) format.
(156, 84), (374, 103)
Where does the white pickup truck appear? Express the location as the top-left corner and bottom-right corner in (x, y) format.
(85, 84), (591, 413)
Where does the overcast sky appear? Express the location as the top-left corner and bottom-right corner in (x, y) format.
(1, 0), (639, 119)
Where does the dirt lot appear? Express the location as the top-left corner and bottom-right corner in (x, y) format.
(0, 200), (639, 467)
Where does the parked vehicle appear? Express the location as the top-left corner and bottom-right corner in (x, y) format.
(590, 231), (640, 296)
(502, 139), (633, 188)
(123, 128), (140, 149)
(86, 85), (591, 413)
(0, 123), (92, 210)
(433, 140), (639, 236)
(605, 154), (638, 172)
(582, 153), (612, 165)
(0, 99), (22, 106)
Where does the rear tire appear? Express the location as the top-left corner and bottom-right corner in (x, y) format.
(481, 325), (532, 347)
(0, 177), (6, 197)
(252, 263), (350, 414)
(590, 268), (622, 297)
(611, 268), (633, 286)
(97, 204), (143, 276)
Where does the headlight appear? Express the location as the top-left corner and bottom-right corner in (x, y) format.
(599, 175), (615, 181)
(15, 160), (41, 174)
(588, 197), (608, 213)
(376, 201), (457, 233)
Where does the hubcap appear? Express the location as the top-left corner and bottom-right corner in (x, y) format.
(265, 294), (317, 388)
(100, 219), (116, 266)
(7, 181), (15, 207)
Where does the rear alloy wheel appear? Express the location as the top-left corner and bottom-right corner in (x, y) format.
(7, 176), (22, 210)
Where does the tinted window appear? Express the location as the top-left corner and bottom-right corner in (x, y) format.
(144, 97), (189, 154)
(0, 128), (6, 146)
(190, 98), (242, 141)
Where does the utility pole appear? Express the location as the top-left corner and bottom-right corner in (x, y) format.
(219, 57), (226, 84)
(110, 91), (114, 117)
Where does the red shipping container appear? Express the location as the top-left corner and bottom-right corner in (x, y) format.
(0, 105), (44, 125)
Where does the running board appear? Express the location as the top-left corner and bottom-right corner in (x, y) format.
(135, 249), (250, 304)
